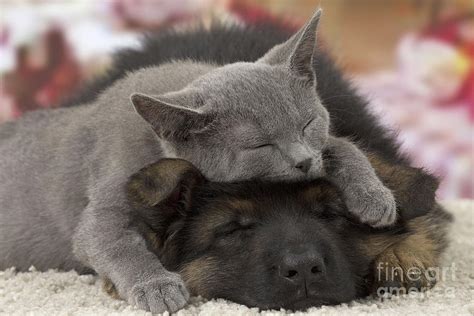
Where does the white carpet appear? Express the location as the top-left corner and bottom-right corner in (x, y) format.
(1, 201), (472, 316)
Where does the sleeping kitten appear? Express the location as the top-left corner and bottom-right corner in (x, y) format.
(0, 9), (394, 313)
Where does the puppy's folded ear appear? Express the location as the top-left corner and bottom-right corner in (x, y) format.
(127, 158), (206, 232)
(367, 153), (439, 221)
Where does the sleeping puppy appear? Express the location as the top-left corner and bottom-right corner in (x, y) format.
(102, 158), (452, 310)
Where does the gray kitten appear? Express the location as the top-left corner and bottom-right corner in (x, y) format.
(0, 10), (395, 313)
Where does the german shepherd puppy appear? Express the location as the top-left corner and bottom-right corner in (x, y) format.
(102, 156), (451, 310)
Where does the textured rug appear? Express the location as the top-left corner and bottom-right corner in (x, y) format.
(1, 200), (472, 316)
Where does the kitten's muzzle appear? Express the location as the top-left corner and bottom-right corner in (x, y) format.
(295, 158), (312, 173)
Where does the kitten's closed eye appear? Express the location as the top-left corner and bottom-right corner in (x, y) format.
(243, 141), (274, 150)
(302, 118), (316, 135)
(238, 131), (273, 150)
(253, 143), (273, 149)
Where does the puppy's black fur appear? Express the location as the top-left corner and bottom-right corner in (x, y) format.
(102, 158), (450, 310)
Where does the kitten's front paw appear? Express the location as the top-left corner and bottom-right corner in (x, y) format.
(348, 185), (397, 228)
(129, 271), (190, 313)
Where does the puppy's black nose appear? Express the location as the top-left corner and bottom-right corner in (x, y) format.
(295, 158), (312, 173)
(279, 249), (325, 287)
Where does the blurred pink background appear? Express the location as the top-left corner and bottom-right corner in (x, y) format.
(0, 0), (472, 199)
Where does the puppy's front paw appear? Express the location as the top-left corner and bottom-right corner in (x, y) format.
(348, 185), (397, 228)
(129, 271), (190, 313)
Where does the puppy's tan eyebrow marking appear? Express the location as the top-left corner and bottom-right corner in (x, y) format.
(301, 186), (324, 201)
(299, 184), (340, 204)
(194, 198), (256, 242)
(227, 199), (255, 212)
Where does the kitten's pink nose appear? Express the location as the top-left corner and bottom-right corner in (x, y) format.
(295, 158), (312, 173)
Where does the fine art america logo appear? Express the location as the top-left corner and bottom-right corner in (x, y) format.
(375, 262), (457, 298)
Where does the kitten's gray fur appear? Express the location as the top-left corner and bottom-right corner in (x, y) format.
(0, 10), (395, 313)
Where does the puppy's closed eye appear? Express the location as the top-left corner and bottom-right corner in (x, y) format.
(214, 221), (257, 238)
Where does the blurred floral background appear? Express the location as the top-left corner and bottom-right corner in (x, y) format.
(0, 0), (472, 199)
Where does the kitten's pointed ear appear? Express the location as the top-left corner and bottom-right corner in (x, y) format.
(131, 91), (213, 141)
(258, 9), (322, 81)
